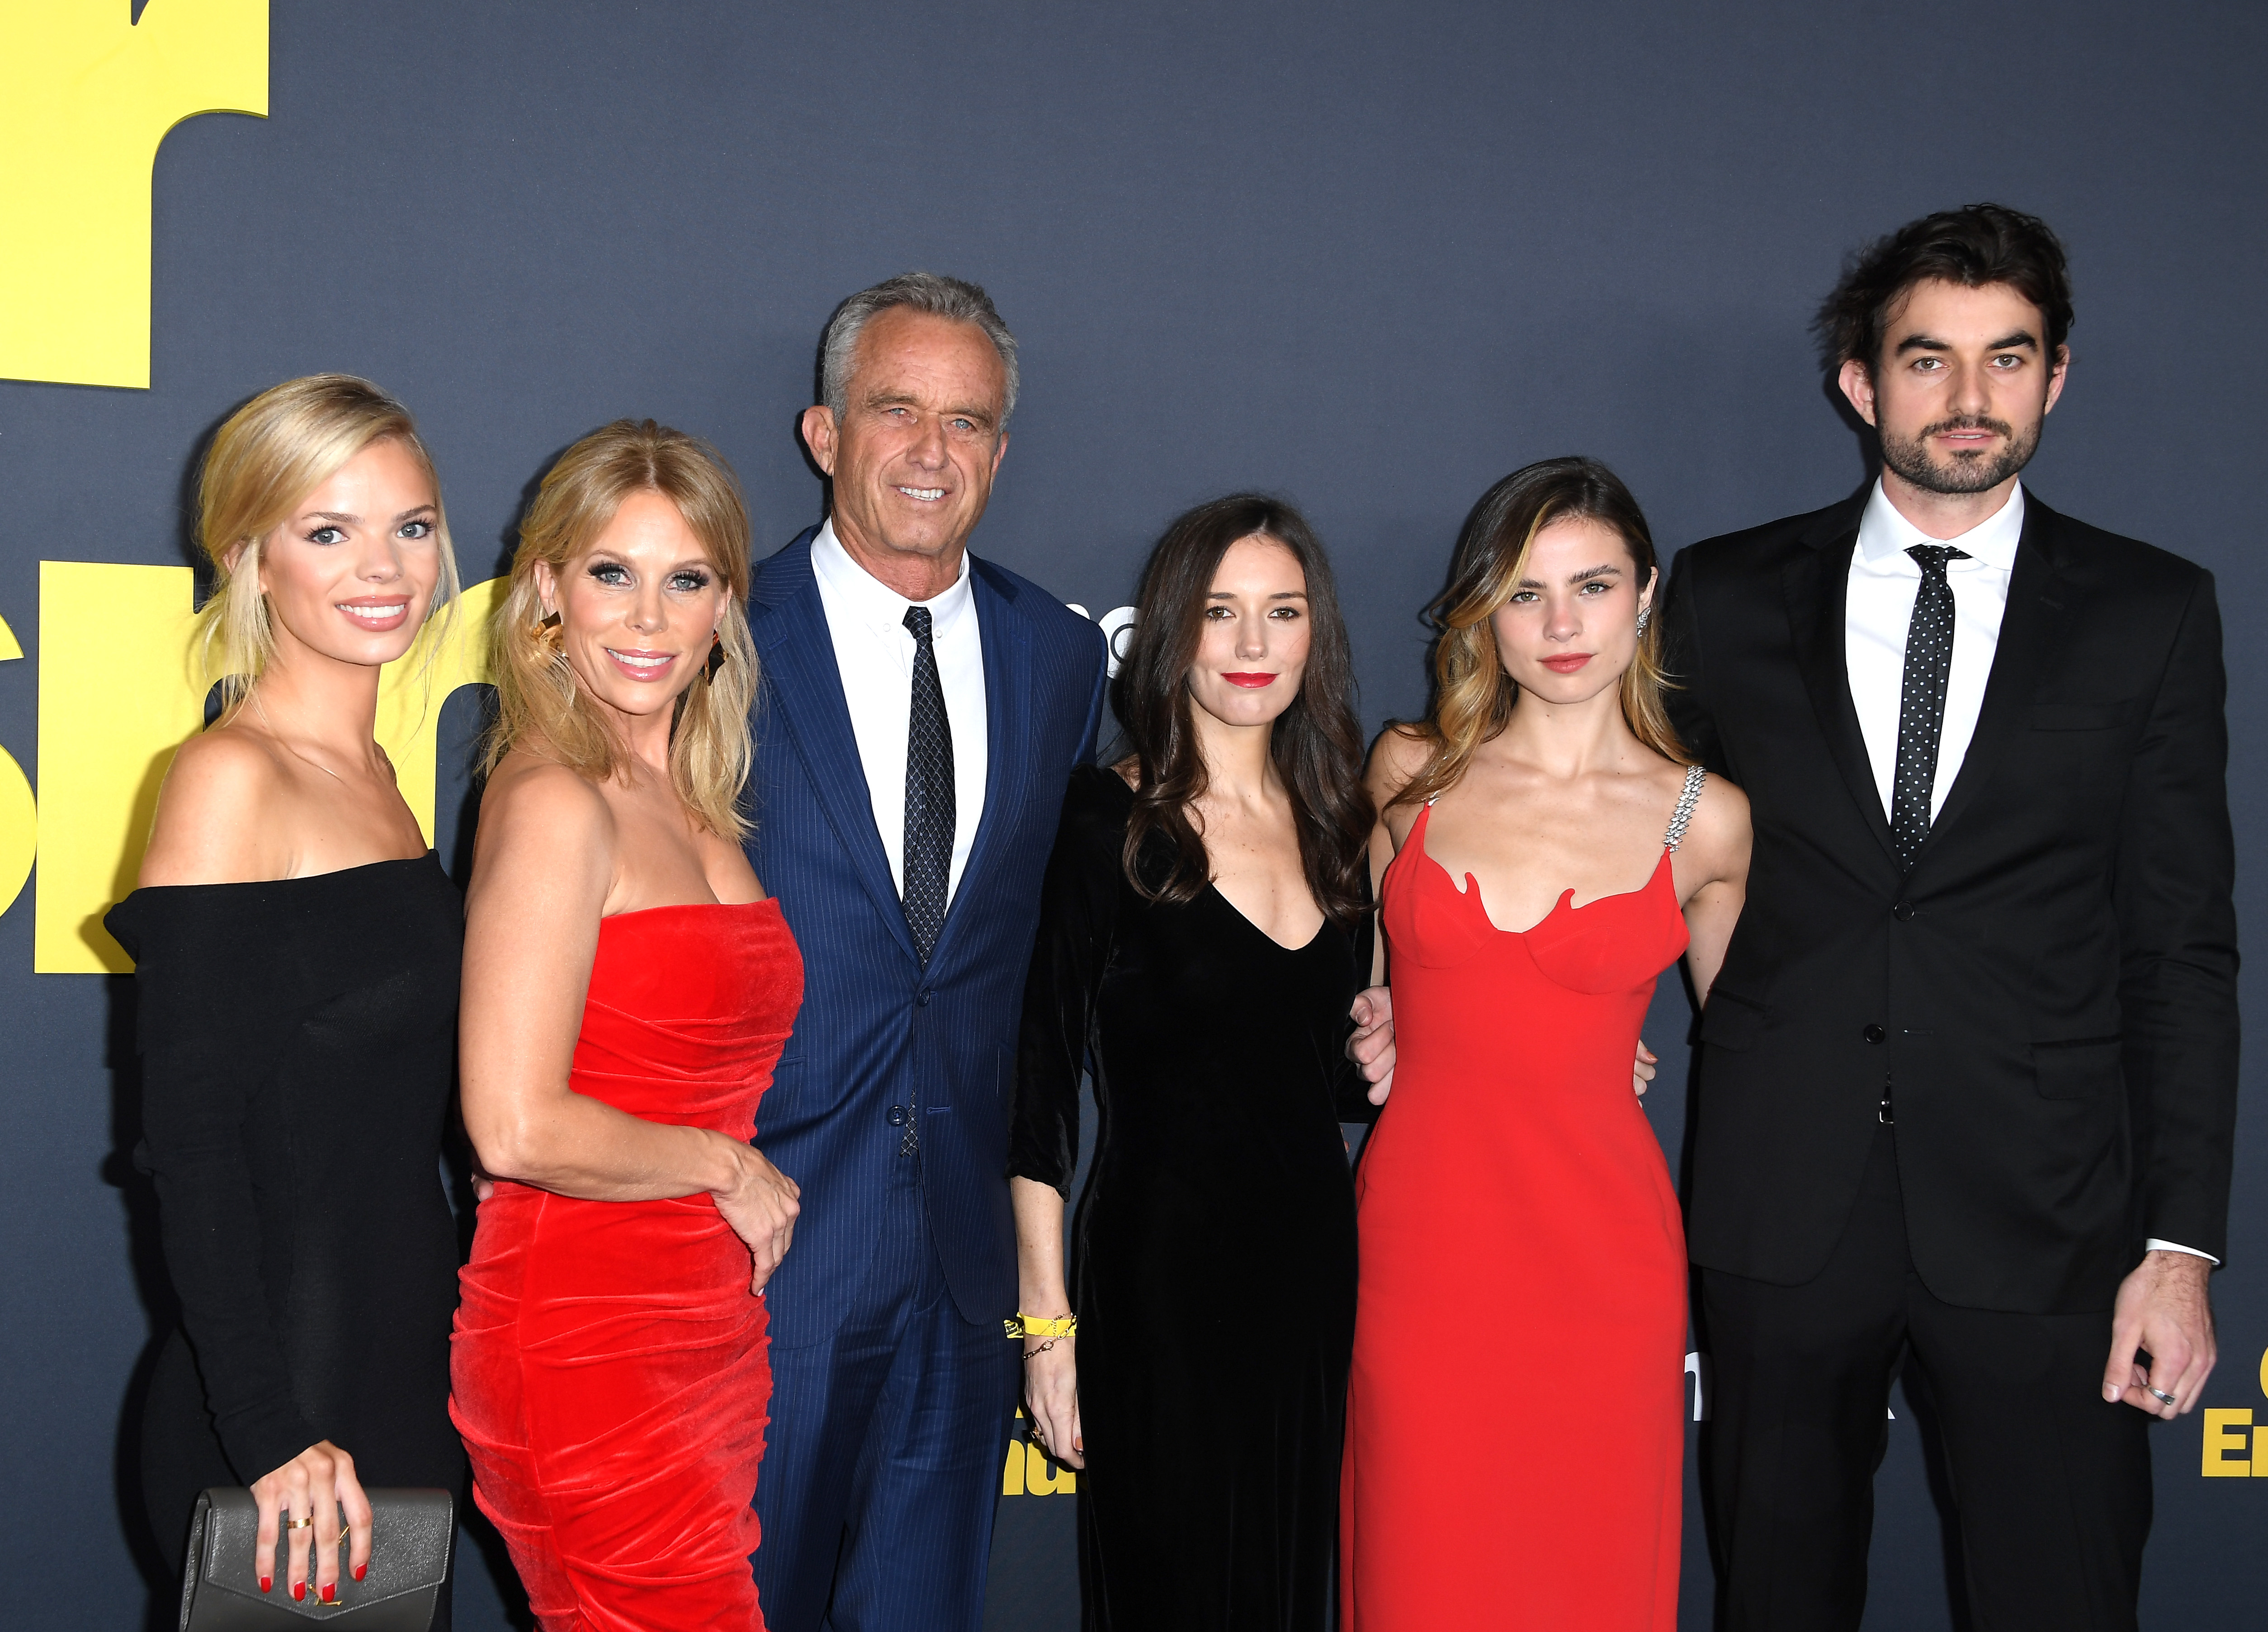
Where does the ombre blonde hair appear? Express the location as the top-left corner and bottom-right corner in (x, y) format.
(1392, 457), (1685, 809)
(487, 420), (758, 840)
(194, 374), (459, 706)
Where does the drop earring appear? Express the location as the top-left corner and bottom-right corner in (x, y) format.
(537, 609), (562, 657)
(703, 631), (727, 684)
(1635, 604), (1652, 634)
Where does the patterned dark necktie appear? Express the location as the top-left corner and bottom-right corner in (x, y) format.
(1888, 545), (1969, 870)
(901, 605), (954, 965)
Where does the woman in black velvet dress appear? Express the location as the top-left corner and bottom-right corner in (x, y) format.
(104, 376), (466, 1616)
(1011, 495), (1389, 1630)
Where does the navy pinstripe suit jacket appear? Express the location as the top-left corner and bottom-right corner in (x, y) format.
(742, 526), (1108, 1342)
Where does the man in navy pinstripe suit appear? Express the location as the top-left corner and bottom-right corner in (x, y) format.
(741, 273), (1108, 1631)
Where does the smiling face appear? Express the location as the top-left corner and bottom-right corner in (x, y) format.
(1488, 515), (1654, 704)
(1185, 534), (1311, 730)
(533, 489), (725, 728)
(250, 436), (443, 672)
(1840, 278), (2068, 500)
(800, 307), (1009, 595)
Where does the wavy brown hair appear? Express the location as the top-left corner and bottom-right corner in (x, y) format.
(1113, 494), (1371, 928)
(485, 420), (758, 839)
(1389, 457), (1684, 809)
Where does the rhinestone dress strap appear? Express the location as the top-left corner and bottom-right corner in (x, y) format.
(1663, 764), (1706, 852)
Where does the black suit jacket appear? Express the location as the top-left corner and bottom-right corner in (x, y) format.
(1662, 486), (2238, 1315)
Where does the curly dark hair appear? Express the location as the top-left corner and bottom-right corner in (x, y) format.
(1815, 203), (2073, 373)
(1112, 494), (1372, 929)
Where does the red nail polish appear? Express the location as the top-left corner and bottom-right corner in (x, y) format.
(321, 1584), (337, 1604)
(353, 1563), (367, 1582)
(259, 1577), (271, 1594)
(292, 1581), (307, 1602)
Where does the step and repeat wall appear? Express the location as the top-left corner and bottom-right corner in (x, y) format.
(2, 3), (2262, 1627)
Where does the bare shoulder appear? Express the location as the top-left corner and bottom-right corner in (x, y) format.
(1364, 723), (1432, 804)
(138, 726), (287, 886)
(476, 751), (613, 856)
(1679, 769), (1751, 876)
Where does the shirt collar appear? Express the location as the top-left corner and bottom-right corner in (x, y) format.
(1854, 477), (2025, 573)
(810, 517), (975, 634)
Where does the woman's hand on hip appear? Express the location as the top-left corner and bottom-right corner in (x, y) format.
(712, 1133), (802, 1292)
(250, 1440), (370, 1604)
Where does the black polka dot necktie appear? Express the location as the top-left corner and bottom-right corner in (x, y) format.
(901, 605), (954, 966)
(1888, 545), (1968, 870)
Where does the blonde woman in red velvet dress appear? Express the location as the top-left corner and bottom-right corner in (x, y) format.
(452, 420), (804, 1630)
(1342, 458), (1749, 1631)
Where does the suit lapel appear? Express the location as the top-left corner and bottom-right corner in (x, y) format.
(750, 540), (919, 965)
(1783, 511), (1899, 868)
(1918, 495), (2070, 854)
(930, 563), (1033, 972)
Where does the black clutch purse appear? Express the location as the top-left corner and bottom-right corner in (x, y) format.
(177, 1487), (453, 1630)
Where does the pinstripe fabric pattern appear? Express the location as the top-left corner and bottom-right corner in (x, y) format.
(742, 524), (1107, 1347)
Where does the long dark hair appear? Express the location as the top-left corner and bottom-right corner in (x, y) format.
(1112, 494), (1372, 928)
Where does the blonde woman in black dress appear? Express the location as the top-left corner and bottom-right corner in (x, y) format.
(107, 376), (465, 1616)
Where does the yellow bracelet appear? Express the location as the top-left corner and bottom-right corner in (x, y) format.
(1006, 1313), (1077, 1339)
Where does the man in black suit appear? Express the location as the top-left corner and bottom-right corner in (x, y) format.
(1662, 203), (2237, 1631)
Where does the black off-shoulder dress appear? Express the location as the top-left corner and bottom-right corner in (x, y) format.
(1011, 765), (1375, 1632)
(106, 855), (466, 1609)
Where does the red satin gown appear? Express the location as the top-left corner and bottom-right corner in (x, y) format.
(1341, 777), (1695, 1632)
(452, 900), (803, 1632)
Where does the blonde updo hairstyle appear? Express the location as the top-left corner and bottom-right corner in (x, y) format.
(194, 373), (460, 706)
(487, 419), (757, 841)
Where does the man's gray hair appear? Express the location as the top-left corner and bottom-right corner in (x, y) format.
(820, 271), (1020, 429)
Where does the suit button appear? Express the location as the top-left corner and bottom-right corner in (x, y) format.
(1892, 902), (1915, 922)
(916, 989), (933, 1007)
(1863, 1024), (1887, 1044)
(887, 1105), (910, 1127)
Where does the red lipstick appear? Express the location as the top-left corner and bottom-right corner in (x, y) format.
(1221, 672), (1277, 689)
(1539, 654), (1592, 674)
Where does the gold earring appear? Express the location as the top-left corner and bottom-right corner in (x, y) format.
(536, 610), (562, 656)
(703, 631), (727, 684)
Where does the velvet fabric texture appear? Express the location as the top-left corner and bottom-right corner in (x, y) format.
(1341, 802), (1689, 1632)
(1012, 766), (1371, 1631)
(451, 899), (803, 1632)
(106, 856), (468, 1612)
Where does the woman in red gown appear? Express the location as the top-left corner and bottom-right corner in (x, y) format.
(452, 420), (804, 1630)
(1342, 458), (1750, 1631)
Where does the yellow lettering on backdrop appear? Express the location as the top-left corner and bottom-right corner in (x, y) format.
(1024, 1441), (1076, 1495)
(2202, 1407), (2254, 1477)
(0, 0), (268, 388)
(30, 568), (502, 972)
(0, 612), (32, 916)
(35, 562), (203, 972)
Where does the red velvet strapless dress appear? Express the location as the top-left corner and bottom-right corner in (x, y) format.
(1341, 798), (1690, 1632)
(452, 900), (803, 1632)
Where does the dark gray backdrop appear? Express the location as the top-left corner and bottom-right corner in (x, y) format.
(2, 3), (2261, 1627)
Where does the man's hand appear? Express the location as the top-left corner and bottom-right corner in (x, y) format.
(1348, 986), (1395, 1104)
(2103, 1250), (2216, 1419)
(1634, 1041), (1658, 1098)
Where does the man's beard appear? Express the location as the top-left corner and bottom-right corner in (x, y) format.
(1877, 413), (2041, 495)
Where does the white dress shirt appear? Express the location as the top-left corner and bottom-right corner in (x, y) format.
(809, 519), (988, 905)
(1844, 479), (2023, 823)
(1842, 479), (2211, 1264)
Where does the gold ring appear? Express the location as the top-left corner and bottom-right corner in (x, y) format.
(283, 1514), (315, 1530)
